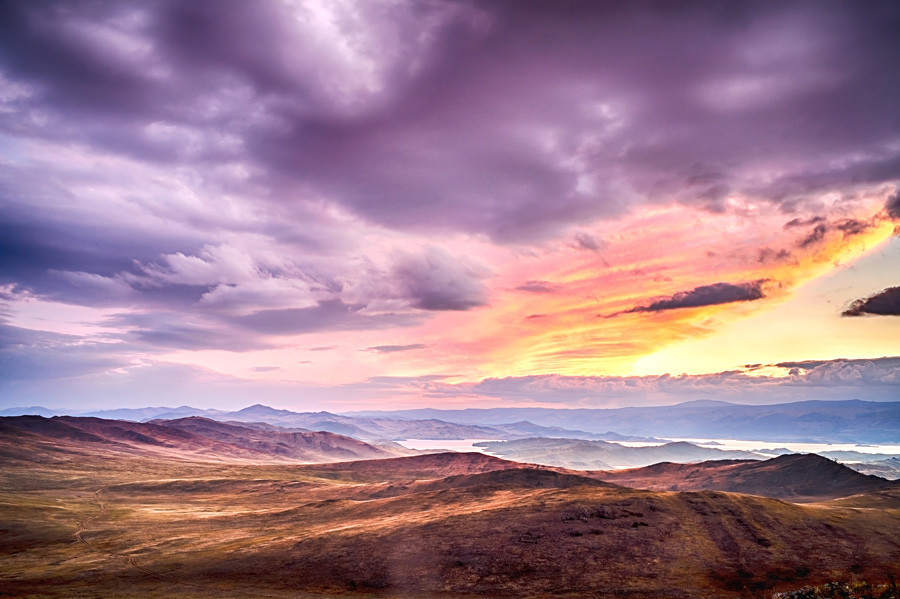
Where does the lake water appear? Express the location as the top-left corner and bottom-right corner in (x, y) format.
(398, 439), (499, 453)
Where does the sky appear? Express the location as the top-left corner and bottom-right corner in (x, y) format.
(1, 0), (899, 412)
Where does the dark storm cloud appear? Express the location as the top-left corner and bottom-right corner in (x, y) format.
(842, 287), (900, 317)
(626, 280), (768, 314)
(365, 344), (426, 354)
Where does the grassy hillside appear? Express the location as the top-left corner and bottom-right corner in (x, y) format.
(2, 430), (900, 598)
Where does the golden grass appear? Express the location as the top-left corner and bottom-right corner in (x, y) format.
(2, 439), (900, 598)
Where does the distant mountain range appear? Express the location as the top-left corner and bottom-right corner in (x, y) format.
(475, 438), (767, 470)
(348, 399), (900, 444)
(0, 415), (413, 464)
(3, 399), (899, 453)
(0, 403), (644, 443)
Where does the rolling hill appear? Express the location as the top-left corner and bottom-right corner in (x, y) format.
(476, 437), (766, 469)
(1, 403), (657, 442)
(596, 453), (896, 501)
(0, 415), (412, 464)
(1, 434), (899, 599)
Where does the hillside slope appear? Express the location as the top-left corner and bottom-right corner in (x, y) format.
(2, 447), (899, 599)
(152, 416), (408, 462)
(597, 453), (894, 501)
(477, 437), (764, 469)
(0, 415), (410, 464)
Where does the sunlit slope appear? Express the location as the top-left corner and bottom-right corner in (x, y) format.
(597, 454), (896, 502)
(2, 432), (900, 599)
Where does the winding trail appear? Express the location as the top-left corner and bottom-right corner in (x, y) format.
(72, 488), (207, 591)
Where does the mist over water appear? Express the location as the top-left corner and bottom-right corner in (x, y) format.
(397, 439), (499, 453)
(669, 438), (900, 457)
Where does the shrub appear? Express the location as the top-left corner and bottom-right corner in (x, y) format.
(772, 579), (899, 599)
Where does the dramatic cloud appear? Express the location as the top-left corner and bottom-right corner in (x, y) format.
(843, 287), (900, 317)
(2, 0), (899, 245)
(0, 1), (898, 409)
(625, 281), (767, 314)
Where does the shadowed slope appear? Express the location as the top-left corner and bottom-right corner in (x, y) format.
(302, 451), (518, 482)
(476, 437), (764, 469)
(151, 416), (407, 462)
(598, 454), (894, 501)
(0, 415), (410, 464)
(2, 430), (900, 598)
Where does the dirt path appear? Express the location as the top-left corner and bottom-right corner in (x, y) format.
(72, 488), (207, 590)
(70, 488), (295, 598)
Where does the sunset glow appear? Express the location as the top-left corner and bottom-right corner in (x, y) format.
(1, 0), (899, 411)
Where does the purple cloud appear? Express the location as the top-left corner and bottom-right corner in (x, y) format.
(515, 281), (557, 294)
(571, 232), (606, 253)
(2, 0), (898, 249)
(624, 280), (768, 314)
(365, 344), (426, 354)
(234, 300), (424, 335)
(0, 0), (898, 405)
(842, 287), (900, 317)
(391, 247), (489, 311)
(784, 216), (825, 229)
(887, 193), (900, 220)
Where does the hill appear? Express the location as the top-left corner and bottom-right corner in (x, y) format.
(152, 416), (407, 462)
(0, 415), (411, 465)
(477, 437), (764, 469)
(2, 440), (899, 599)
(597, 453), (895, 501)
(1, 403), (656, 442)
